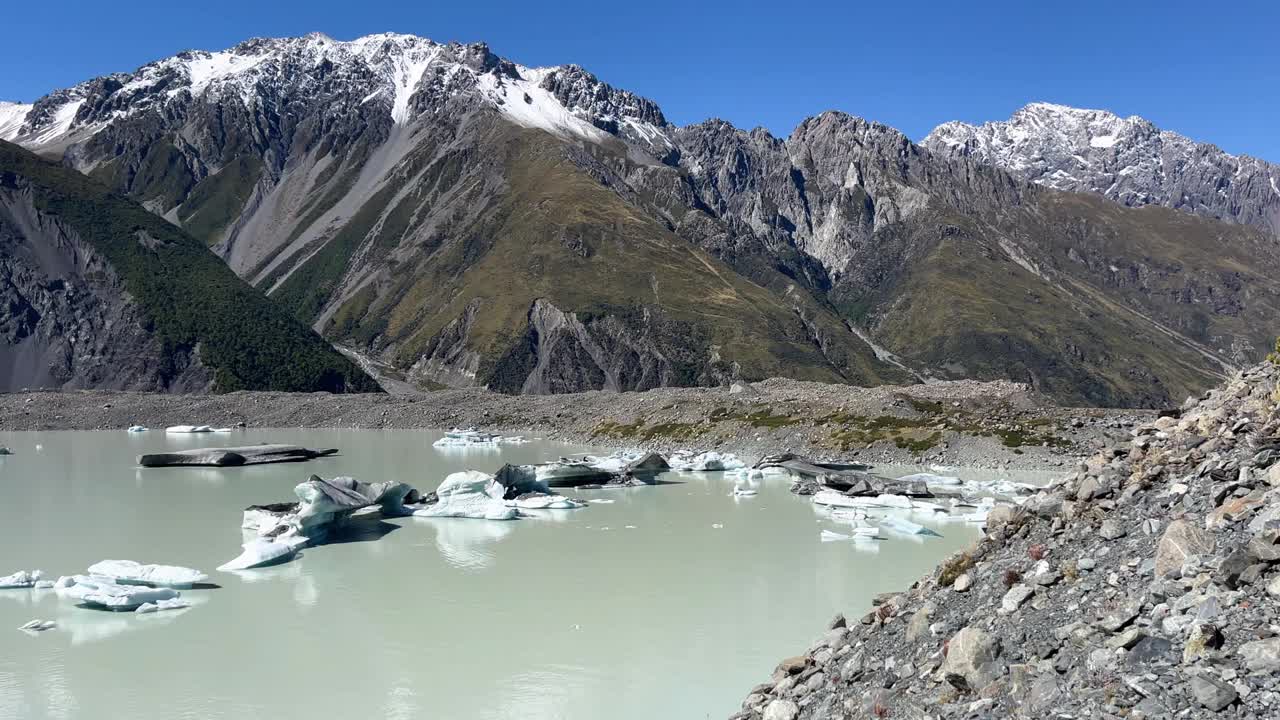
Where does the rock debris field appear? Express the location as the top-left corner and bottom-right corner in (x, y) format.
(734, 360), (1280, 719)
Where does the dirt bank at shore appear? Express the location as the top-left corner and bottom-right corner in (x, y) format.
(0, 378), (1149, 470)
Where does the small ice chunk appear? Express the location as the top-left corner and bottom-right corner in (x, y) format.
(669, 450), (746, 472)
(711, 523), (724, 529)
(127, 425), (148, 433)
(0, 570), (42, 588)
(588, 499), (616, 504)
(218, 537), (306, 571)
(877, 515), (942, 537)
(87, 560), (208, 588)
(507, 492), (586, 510)
(134, 598), (191, 614)
(57, 576), (180, 611)
(33, 580), (54, 589)
(821, 530), (851, 542)
(18, 619), (57, 632)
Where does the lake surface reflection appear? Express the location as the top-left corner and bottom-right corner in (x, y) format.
(0, 430), (1047, 719)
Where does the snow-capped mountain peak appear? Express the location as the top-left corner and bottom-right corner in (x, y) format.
(0, 33), (672, 150)
(923, 102), (1280, 236)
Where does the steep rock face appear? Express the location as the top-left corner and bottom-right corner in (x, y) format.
(923, 102), (1280, 237)
(0, 186), (210, 391)
(0, 140), (378, 393)
(646, 111), (1280, 406)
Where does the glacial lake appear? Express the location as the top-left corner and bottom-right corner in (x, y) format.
(0, 430), (1058, 720)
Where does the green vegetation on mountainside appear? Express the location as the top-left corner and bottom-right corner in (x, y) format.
(0, 140), (379, 393)
(283, 124), (908, 391)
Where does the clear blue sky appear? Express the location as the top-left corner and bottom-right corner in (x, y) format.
(3, 0), (1277, 160)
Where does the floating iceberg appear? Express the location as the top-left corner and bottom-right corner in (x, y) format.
(18, 619), (57, 632)
(669, 451), (745, 472)
(876, 515), (942, 537)
(134, 598), (191, 615)
(0, 570), (42, 588)
(812, 491), (919, 510)
(433, 428), (501, 447)
(820, 527), (880, 542)
(165, 424), (234, 433)
(415, 470), (519, 520)
(86, 560), (208, 588)
(222, 475), (417, 571)
(528, 451), (668, 488)
(218, 536), (308, 572)
(732, 486), (758, 497)
(244, 475), (416, 541)
(127, 425), (148, 433)
(138, 444), (338, 467)
(56, 576), (181, 611)
(896, 472), (961, 486)
(507, 492), (587, 510)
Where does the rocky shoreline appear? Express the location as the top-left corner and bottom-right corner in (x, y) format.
(0, 378), (1147, 470)
(735, 361), (1280, 719)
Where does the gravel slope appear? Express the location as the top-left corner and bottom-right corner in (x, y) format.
(735, 362), (1280, 719)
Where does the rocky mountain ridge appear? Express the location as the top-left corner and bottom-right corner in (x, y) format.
(4, 34), (1279, 405)
(923, 102), (1280, 238)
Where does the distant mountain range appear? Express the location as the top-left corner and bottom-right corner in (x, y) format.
(3, 32), (1278, 406)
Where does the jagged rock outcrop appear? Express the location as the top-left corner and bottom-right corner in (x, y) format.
(923, 102), (1280, 238)
(734, 358), (1280, 718)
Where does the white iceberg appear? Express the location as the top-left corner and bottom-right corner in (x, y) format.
(18, 619), (57, 632)
(243, 475), (416, 542)
(86, 560), (208, 588)
(732, 486), (758, 497)
(433, 428), (501, 447)
(0, 569), (42, 589)
(812, 491), (916, 510)
(507, 492), (587, 510)
(166, 425), (213, 433)
(134, 598), (191, 614)
(217, 536), (307, 572)
(414, 470), (519, 520)
(669, 450), (745, 472)
(897, 472), (961, 486)
(56, 576), (181, 611)
(127, 425), (148, 433)
(876, 515), (942, 537)
(224, 475), (416, 571)
(821, 528), (880, 542)
(909, 500), (948, 514)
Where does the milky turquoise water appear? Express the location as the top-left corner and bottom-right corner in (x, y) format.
(0, 430), (1048, 720)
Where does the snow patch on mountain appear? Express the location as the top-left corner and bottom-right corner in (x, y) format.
(477, 67), (610, 143)
(0, 101), (32, 141)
